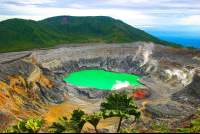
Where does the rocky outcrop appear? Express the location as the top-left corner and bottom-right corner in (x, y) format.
(146, 100), (197, 118)
(193, 69), (200, 94)
(0, 59), (67, 129)
(67, 84), (150, 100)
(171, 68), (200, 107)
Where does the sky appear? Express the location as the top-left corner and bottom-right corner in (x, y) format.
(0, 0), (200, 39)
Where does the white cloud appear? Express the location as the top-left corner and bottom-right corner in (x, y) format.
(0, 0), (199, 27)
(105, 0), (199, 8)
(133, 25), (157, 28)
(14, 0), (55, 4)
(106, 0), (158, 6)
(0, 15), (51, 21)
(178, 15), (200, 25)
(0, 4), (154, 23)
(69, 4), (85, 8)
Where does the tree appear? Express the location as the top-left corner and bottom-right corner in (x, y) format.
(100, 92), (141, 133)
(86, 112), (102, 133)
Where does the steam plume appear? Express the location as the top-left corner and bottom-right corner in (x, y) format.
(140, 42), (154, 67)
(111, 80), (130, 90)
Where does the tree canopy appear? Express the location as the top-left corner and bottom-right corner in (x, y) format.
(0, 16), (183, 53)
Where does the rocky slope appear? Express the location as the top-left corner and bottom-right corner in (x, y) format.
(0, 42), (199, 131)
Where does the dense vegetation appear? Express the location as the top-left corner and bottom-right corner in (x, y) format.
(1, 92), (200, 133)
(0, 16), (183, 53)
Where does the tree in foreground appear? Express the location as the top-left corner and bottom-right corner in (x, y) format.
(100, 92), (141, 133)
(49, 109), (88, 133)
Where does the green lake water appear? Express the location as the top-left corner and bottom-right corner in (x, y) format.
(63, 70), (142, 90)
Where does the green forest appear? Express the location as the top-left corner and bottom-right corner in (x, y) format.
(0, 16), (184, 53)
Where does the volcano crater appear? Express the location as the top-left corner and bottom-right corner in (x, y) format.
(0, 42), (200, 131)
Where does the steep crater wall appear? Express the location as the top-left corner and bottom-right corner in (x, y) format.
(30, 42), (199, 99)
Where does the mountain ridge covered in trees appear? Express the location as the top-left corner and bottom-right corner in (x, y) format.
(0, 15), (183, 53)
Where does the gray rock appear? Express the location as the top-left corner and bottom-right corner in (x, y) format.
(146, 100), (197, 118)
(171, 68), (200, 107)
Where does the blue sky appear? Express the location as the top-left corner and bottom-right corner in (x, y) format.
(0, 0), (200, 39)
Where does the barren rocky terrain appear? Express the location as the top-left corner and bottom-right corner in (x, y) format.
(0, 42), (199, 132)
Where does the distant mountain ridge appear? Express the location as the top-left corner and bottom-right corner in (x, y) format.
(0, 15), (183, 53)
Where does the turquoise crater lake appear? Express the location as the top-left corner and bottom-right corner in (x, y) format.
(63, 70), (142, 90)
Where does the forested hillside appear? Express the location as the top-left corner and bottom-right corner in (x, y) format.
(0, 16), (183, 53)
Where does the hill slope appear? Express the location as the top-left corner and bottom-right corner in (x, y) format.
(0, 16), (183, 53)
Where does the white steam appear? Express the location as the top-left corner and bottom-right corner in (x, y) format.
(141, 51), (150, 67)
(140, 42), (154, 67)
(111, 80), (130, 90)
(133, 46), (142, 61)
(165, 68), (195, 85)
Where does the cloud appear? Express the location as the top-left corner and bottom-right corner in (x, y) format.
(0, 15), (50, 21)
(0, 0), (199, 27)
(69, 4), (85, 8)
(179, 15), (200, 25)
(134, 25), (157, 28)
(0, 4), (154, 23)
(3, 0), (56, 5)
